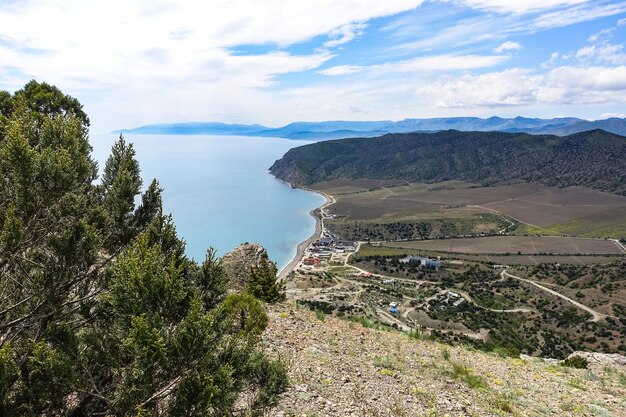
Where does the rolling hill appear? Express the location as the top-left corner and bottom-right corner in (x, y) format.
(269, 129), (626, 195)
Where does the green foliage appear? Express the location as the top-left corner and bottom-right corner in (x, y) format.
(372, 354), (396, 371)
(0, 345), (18, 406)
(406, 328), (432, 341)
(195, 248), (229, 310)
(271, 129), (626, 195)
(220, 292), (269, 337)
(246, 255), (286, 304)
(0, 82), (287, 416)
(561, 355), (589, 369)
(12, 80), (89, 126)
(101, 135), (144, 249)
(488, 393), (516, 414)
(450, 362), (489, 390)
(490, 346), (518, 358)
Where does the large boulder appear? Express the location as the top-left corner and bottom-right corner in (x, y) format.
(221, 242), (268, 290)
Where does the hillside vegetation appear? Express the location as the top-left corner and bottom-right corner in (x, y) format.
(0, 81), (287, 416)
(270, 129), (626, 195)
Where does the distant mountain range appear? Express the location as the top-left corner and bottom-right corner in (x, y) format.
(118, 117), (626, 140)
(269, 129), (626, 195)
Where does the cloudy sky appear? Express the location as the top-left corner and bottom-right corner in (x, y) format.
(2, 0), (626, 133)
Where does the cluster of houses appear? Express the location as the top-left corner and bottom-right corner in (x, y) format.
(430, 291), (466, 310)
(300, 233), (357, 270)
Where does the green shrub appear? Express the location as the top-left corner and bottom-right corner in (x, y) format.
(450, 362), (489, 390)
(315, 310), (326, 321)
(441, 347), (451, 361)
(561, 355), (589, 369)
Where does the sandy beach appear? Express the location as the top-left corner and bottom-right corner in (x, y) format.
(277, 190), (334, 279)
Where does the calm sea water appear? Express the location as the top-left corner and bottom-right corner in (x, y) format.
(90, 134), (324, 269)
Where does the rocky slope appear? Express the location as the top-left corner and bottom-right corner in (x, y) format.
(263, 304), (626, 416)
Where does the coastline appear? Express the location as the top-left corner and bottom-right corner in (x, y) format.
(277, 186), (334, 280)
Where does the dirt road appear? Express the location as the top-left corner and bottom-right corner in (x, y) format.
(501, 270), (613, 322)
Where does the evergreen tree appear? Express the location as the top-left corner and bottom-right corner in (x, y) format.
(0, 82), (287, 416)
(246, 255), (286, 304)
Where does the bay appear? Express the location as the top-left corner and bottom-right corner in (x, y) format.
(90, 134), (324, 270)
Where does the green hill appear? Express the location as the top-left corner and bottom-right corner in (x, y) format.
(270, 129), (626, 195)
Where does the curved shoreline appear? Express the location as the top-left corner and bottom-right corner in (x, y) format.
(277, 187), (334, 280)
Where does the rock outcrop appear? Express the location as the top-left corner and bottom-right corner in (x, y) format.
(221, 243), (268, 290)
(566, 351), (626, 369)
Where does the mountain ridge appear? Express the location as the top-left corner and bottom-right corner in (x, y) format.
(269, 129), (626, 195)
(117, 116), (626, 140)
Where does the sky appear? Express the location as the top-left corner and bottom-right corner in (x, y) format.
(1, 0), (626, 133)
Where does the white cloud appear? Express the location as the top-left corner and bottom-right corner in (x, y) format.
(0, 0), (425, 131)
(548, 65), (626, 91)
(532, 2), (626, 30)
(323, 23), (366, 48)
(2, 0), (625, 130)
(619, 17), (626, 26)
(599, 112), (626, 118)
(587, 28), (614, 42)
(320, 54), (507, 76)
(417, 69), (541, 107)
(391, 2), (626, 54)
(450, 0), (589, 14)
(494, 41), (523, 53)
(575, 44), (626, 65)
(380, 54), (508, 72)
(576, 46), (596, 60)
(541, 52), (560, 69)
(417, 65), (626, 108)
(318, 65), (366, 76)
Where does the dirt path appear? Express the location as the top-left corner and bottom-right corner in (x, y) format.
(453, 289), (535, 313)
(501, 270), (613, 322)
(611, 239), (626, 254)
(467, 204), (541, 231)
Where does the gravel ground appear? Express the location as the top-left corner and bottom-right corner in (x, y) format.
(263, 304), (626, 417)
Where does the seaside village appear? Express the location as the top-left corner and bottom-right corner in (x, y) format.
(289, 230), (455, 332)
(300, 233), (358, 270)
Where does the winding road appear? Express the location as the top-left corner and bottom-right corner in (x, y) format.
(500, 270), (614, 322)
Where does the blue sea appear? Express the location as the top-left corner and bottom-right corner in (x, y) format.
(90, 134), (325, 270)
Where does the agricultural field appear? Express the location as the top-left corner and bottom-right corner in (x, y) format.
(314, 180), (626, 239)
(382, 235), (625, 255)
(357, 243), (622, 265)
(436, 254), (620, 266)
